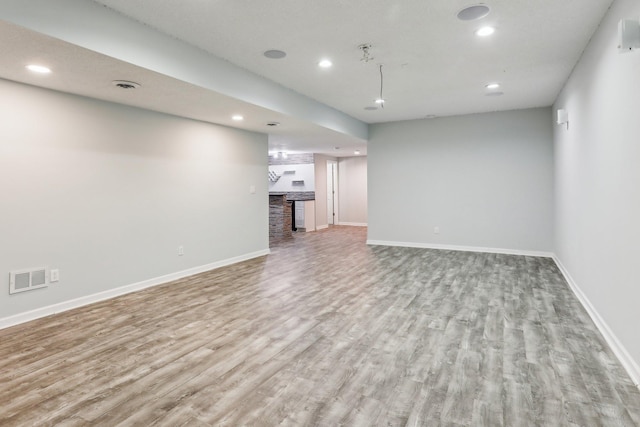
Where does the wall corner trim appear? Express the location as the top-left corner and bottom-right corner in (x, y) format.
(553, 255), (640, 388)
(365, 240), (553, 258)
(0, 248), (270, 331)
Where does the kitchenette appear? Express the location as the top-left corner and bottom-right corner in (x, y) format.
(268, 153), (316, 243)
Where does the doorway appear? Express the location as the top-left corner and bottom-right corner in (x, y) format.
(326, 160), (338, 225)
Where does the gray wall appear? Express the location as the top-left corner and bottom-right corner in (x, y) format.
(0, 79), (268, 320)
(554, 0), (640, 379)
(338, 156), (368, 225)
(368, 108), (554, 253)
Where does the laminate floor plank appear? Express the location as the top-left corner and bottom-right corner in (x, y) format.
(1, 226), (639, 426)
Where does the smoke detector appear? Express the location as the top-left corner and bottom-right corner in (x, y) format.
(112, 80), (141, 89)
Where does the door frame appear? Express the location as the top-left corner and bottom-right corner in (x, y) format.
(326, 160), (338, 225)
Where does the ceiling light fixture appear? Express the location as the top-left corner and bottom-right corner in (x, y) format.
(476, 26), (495, 37)
(232, 115), (244, 121)
(377, 64), (385, 109)
(354, 150), (361, 155)
(359, 44), (374, 63)
(486, 82), (500, 89)
(318, 59), (333, 68)
(264, 49), (287, 59)
(26, 64), (51, 74)
(457, 4), (491, 21)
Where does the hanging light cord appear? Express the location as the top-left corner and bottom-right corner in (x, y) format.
(379, 64), (385, 108)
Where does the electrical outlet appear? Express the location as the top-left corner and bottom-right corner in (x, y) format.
(50, 269), (60, 282)
(178, 246), (184, 256)
(434, 226), (440, 234)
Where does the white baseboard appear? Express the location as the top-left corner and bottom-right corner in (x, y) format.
(0, 249), (270, 331)
(337, 222), (368, 227)
(365, 239), (553, 258)
(553, 256), (640, 388)
(315, 224), (329, 230)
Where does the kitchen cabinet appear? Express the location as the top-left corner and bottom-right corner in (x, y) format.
(295, 200), (316, 232)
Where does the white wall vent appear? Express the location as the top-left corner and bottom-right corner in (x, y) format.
(9, 267), (49, 294)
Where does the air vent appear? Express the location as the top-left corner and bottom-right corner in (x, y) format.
(112, 80), (141, 90)
(266, 122), (280, 127)
(9, 267), (49, 294)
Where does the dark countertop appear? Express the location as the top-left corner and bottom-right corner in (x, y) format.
(269, 191), (315, 201)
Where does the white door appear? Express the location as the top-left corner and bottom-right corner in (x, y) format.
(326, 160), (338, 225)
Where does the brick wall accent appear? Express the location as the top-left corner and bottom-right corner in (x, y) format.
(269, 195), (293, 243)
(268, 153), (314, 166)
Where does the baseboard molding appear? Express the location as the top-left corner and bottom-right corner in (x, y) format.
(0, 249), (270, 331)
(553, 256), (640, 388)
(365, 239), (553, 258)
(315, 224), (329, 230)
(337, 222), (368, 227)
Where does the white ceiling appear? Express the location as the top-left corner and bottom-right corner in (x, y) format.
(94, 0), (613, 122)
(0, 0), (614, 155)
(0, 20), (365, 156)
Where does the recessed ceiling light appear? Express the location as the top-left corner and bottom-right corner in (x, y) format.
(264, 50), (287, 59)
(486, 83), (500, 89)
(485, 91), (504, 97)
(26, 64), (51, 74)
(457, 4), (490, 21)
(375, 98), (385, 104)
(476, 26), (495, 37)
(364, 106), (378, 111)
(354, 150), (361, 155)
(318, 59), (332, 68)
(232, 115), (244, 121)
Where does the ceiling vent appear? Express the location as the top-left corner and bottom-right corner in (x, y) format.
(264, 50), (287, 59)
(112, 80), (141, 90)
(457, 4), (491, 21)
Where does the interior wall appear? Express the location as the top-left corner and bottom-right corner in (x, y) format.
(0, 79), (268, 321)
(338, 156), (368, 226)
(268, 164), (315, 193)
(368, 108), (554, 253)
(553, 0), (640, 379)
(313, 154), (337, 230)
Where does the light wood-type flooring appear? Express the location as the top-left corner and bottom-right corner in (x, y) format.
(1, 226), (640, 426)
